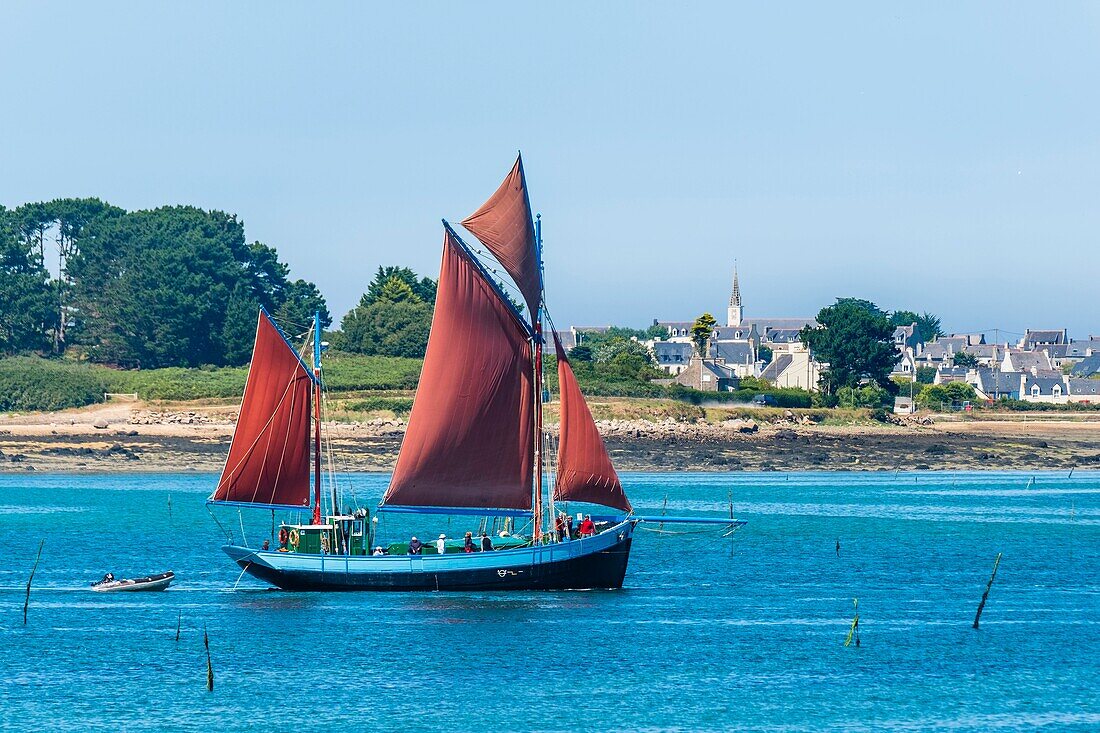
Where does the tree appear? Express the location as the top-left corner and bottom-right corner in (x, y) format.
(338, 299), (433, 357)
(220, 284), (263, 366)
(800, 298), (899, 395)
(0, 207), (55, 354)
(362, 266), (436, 306)
(14, 198), (124, 352)
(953, 351), (978, 368)
(691, 313), (717, 358)
(274, 279), (332, 332)
(890, 309), (944, 342)
(568, 344), (594, 362)
(337, 271), (435, 358)
(916, 366), (936, 384)
(67, 206), (301, 367)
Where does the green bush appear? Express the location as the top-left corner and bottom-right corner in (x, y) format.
(837, 384), (891, 408)
(0, 357), (110, 411)
(322, 350), (422, 391)
(667, 384), (812, 408)
(106, 365), (247, 400)
(344, 396), (415, 415)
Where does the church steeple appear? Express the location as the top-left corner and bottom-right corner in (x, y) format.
(727, 263), (743, 327)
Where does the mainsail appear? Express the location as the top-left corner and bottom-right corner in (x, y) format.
(209, 310), (314, 507)
(382, 229), (535, 510)
(553, 333), (632, 512)
(460, 154), (542, 316)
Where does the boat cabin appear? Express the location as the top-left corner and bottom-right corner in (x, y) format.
(281, 515), (368, 555)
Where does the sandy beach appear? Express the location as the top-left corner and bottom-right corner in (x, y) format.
(2, 401), (1098, 474)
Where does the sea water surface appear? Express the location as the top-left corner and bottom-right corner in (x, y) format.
(1, 471), (1098, 732)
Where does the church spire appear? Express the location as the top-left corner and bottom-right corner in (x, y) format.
(727, 262), (743, 327)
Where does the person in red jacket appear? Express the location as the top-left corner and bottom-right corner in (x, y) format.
(578, 515), (595, 537)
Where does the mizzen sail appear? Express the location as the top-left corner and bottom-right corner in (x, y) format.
(552, 333), (632, 512)
(382, 229), (535, 510)
(209, 310), (313, 507)
(460, 154), (542, 316)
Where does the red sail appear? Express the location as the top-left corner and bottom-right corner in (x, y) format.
(382, 230), (535, 510)
(210, 311), (313, 507)
(553, 333), (632, 512)
(460, 154), (542, 316)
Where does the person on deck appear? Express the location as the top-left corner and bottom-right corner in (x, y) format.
(566, 514), (575, 539)
(555, 513), (568, 542)
(463, 532), (475, 553)
(480, 532), (493, 552)
(408, 536), (423, 555)
(578, 515), (595, 537)
(436, 534), (447, 555)
(373, 546), (385, 556)
(261, 540), (270, 551)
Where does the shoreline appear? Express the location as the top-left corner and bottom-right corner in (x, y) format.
(3, 403), (1099, 475)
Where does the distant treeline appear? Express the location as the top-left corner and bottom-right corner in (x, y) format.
(0, 199), (329, 367)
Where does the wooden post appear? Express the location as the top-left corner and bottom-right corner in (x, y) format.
(204, 625), (214, 691)
(175, 611), (182, 643)
(844, 598), (860, 647)
(973, 553), (1002, 630)
(23, 539), (44, 625)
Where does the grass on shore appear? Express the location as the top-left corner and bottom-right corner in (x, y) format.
(0, 353), (423, 412)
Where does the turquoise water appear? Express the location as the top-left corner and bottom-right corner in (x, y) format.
(1, 471), (1098, 732)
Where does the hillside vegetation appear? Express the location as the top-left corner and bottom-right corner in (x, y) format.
(0, 352), (423, 411)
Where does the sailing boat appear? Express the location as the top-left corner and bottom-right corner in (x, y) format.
(210, 155), (743, 591)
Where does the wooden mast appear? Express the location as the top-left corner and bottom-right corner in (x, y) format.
(532, 214), (544, 542)
(312, 310), (323, 524)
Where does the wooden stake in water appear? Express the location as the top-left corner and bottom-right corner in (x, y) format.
(175, 611), (182, 643)
(167, 493), (172, 523)
(204, 625), (214, 691)
(844, 598), (860, 647)
(972, 553), (1002, 630)
(23, 539), (44, 625)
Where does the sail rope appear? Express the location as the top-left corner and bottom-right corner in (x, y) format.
(219, 372), (309, 505)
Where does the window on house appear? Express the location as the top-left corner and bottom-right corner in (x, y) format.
(1031, 385), (1040, 396)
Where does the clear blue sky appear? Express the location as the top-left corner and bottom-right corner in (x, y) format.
(3, 3), (1098, 338)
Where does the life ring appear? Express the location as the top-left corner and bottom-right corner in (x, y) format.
(319, 533), (330, 554)
(278, 527), (290, 546)
(288, 529), (300, 549)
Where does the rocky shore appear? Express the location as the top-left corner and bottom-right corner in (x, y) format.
(2, 404), (1099, 474)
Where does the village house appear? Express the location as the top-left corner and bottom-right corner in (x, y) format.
(1067, 378), (1100, 404)
(967, 367), (1023, 401)
(1072, 354), (1100, 378)
(652, 264), (821, 389)
(1019, 329), (1067, 350)
(1021, 373), (1068, 404)
(1002, 348), (1054, 374)
(673, 355), (739, 392)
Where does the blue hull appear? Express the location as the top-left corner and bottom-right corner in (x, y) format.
(224, 520), (636, 591)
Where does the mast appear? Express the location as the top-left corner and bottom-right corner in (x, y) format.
(312, 310), (323, 524)
(532, 214), (544, 542)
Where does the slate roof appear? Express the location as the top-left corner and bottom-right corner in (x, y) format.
(973, 368), (1021, 396)
(1022, 374), (1065, 395)
(760, 354), (794, 382)
(920, 343), (952, 361)
(710, 341), (755, 364)
(714, 325), (757, 341)
(1022, 329), (1067, 348)
(740, 317), (816, 331)
(652, 341), (694, 364)
(1072, 355), (1100, 377)
(1005, 349), (1053, 373)
(936, 366), (970, 382)
(554, 330), (576, 351)
(1068, 378), (1100, 396)
(962, 344), (1004, 360)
